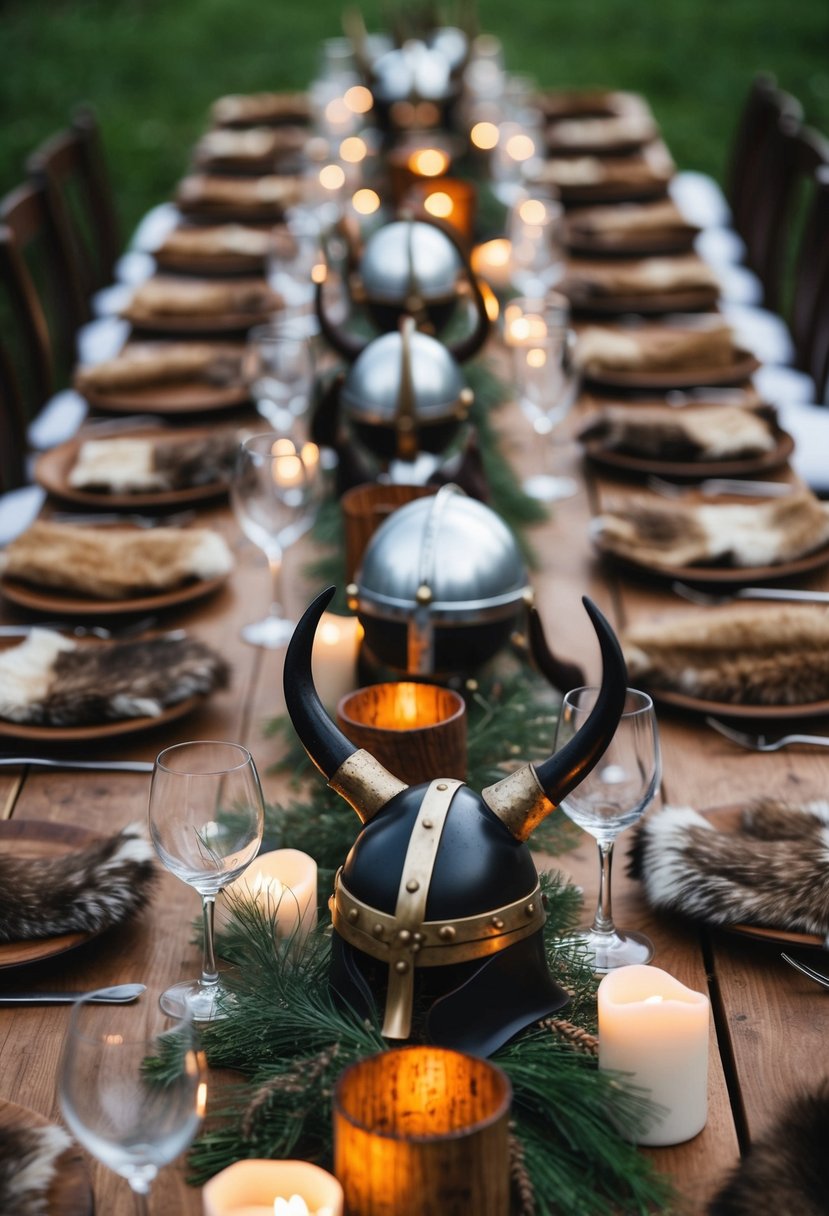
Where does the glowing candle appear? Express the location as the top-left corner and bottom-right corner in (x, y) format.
(222, 850), (318, 945)
(311, 612), (363, 710)
(202, 1159), (343, 1216)
(597, 964), (709, 1146)
(471, 239), (512, 289)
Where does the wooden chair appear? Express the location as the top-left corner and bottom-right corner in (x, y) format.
(790, 164), (829, 395)
(0, 336), (27, 491)
(726, 74), (802, 245)
(27, 105), (122, 304)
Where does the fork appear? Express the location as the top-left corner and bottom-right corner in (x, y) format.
(646, 475), (794, 499)
(671, 581), (829, 607)
(781, 954), (829, 987)
(0, 757), (154, 772)
(705, 717), (829, 751)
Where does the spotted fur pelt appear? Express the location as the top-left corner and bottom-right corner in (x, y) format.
(593, 489), (829, 570)
(709, 1082), (829, 1216)
(0, 1124), (72, 1216)
(0, 823), (156, 943)
(628, 799), (829, 936)
(623, 604), (829, 706)
(0, 630), (228, 726)
(580, 402), (777, 462)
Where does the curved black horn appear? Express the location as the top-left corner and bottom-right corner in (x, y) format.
(534, 597), (628, 801)
(283, 586), (360, 779)
(482, 597), (627, 840)
(283, 587), (407, 822)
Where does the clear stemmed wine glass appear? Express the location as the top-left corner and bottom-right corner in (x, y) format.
(244, 321), (315, 440)
(148, 740), (265, 1020)
(554, 687), (661, 972)
(58, 989), (206, 1213)
(231, 432), (321, 648)
(266, 209), (324, 338)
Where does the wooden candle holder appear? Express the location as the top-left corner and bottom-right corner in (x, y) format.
(336, 682), (466, 785)
(333, 1046), (512, 1216)
(342, 482), (436, 584)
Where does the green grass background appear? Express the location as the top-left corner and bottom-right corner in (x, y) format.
(2, 0), (829, 238)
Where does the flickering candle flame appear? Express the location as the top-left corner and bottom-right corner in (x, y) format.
(319, 163), (346, 192)
(339, 136), (367, 164)
(504, 132), (535, 162)
(470, 120), (500, 150)
(224, 850), (318, 945)
(407, 147), (450, 177)
(479, 279), (500, 321)
(343, 84), (373, 114)
(201, 1159), (343, 1216)
(423, 190), (454, 219)
(271, 454), (304, 490)
(518, 198), (548, 225)
(526, 346), (547, 369)
(395, 681), (421, 727)
(351, 187), (381, 215)
(471, 239), (512, 290)
(503, 308), (547, 345)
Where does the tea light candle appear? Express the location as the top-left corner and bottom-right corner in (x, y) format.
(202, 1159), (343, 1216)
(311, 612), (363, 710)
(223, 849), (318, 945)
(471, 239), (512, 290)
(407, 176), (477, 241)
(598, 964), (709, 1146)
(337, 682), (467, 785)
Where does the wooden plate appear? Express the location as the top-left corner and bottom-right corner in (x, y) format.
(34, 427), (232, 508)
(701, 807), (825, 949)
(0, 693), (202, 743)
(0, 571), (227, 617)
(582, 426), (795, 480)
(582, 348), (760, 391)
(0, 1098), (93, 1214)
(649, 685), (829, 721)
(597, 535), (829, 586)
(0, 821), (106, 969)
(566, 285), (719, 316)
(81, 379), (249, 415)
(154, 248), (267, 276)
(564, 226), (699, 259)
(121, 307), (271, 336)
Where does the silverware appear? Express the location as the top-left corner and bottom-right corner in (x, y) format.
(0, 983), (146, 1006)
(705, 717), (829, 752)
(780, 954), (829, 987)
(0, 757), (154, 772)
(647, 475), (793, 499)
(0, 616), (161, 640)
(671, 581), (829, 607)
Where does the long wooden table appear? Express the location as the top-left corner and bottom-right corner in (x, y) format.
(1, 382), (828, 1215)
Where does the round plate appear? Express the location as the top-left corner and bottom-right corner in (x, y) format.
(701, 807), (825, 949)
(567, 286), (719, 316)
(0, 821), (105, 969)
(650, 685), (829, 721)
(583, 348), (760, 391)
(0, 1097), (93, 1213)
(564, 228), (699, 259)
(34, 427), (231, 508)
(81, 379), (249, 415)
(0, 692), (202, 743)
(154, 248), (266, 276)
(557, 178), (670, 207)
(121, 307), (272, 335)
(595, 532), (829, 587)
(176, 201), (289, 224)
(0, 572), (227, 617)
(582, 427), (795, 480)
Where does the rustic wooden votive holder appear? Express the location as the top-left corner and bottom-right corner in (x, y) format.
(333, 1046), (512, 1216)
(341, 482), (436, 584)
(336, 682), (467, 785)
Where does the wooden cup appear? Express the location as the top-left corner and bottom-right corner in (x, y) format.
(336, 682), (467, 785)
(333, 1046), (512, 1216)
(341, 482), (436, 584)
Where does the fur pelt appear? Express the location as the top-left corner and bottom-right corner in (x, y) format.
(0, 629), (228, 726)
(0, 823), (156, 942)
(0, 520), (233, 599)
(74, 342), (241, 393)
(709, 1082), (829, 1216)
(628, 799), (829, 936)
(563, 255), (719, 300)
(125, 275), (281, 321)
(575, 321), (736, 373)
(69, 432), (238, 494)
(580, 402), (777, 461)
(623, 604), (829, 705)
(593, 489), (829, 570)
(0, 1124), (72, 1216)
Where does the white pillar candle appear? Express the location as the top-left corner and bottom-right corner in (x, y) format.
(311, 612), (363, 711)
(202, 1158), (343, 1216)
(597, 964), (709, 1146)
(222, 849), (318, 946)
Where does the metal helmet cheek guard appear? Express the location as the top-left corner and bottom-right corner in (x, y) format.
(283, 586), (628, 1057)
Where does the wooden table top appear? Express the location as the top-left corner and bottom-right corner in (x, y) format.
(2, 379), (828, 1215)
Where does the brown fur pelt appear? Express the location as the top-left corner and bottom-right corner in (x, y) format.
(0, 520), (233, 599)
(69, 432), (237, 494)
(575, 322), (737, 374)
(0, 630), (229, 726)
(593, 489), (829, 570)
(623, 603), (829, 705)
(580, 402), (777, 461)
(0, 823), (156, 942)
(709, 1081), (829, 1216)
(0, 1124), (72, 1216)
(628, 799), (829, 936)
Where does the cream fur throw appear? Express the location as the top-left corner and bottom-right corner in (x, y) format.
(564, 256), (719, 299)
(0, 521), (233, 599)
(124, 276), (280, 321)
(575, 322), (738, 373)
(593, 488), (829, 570)
(623, 604), (829, 705)
(580, 402), (777, 461)
(69, 433), (237, 494)
(0, 1123), (74, 1216)
(74, 342), (242, 393)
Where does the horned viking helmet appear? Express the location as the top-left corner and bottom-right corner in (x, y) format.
(283, 586), (628, 1057)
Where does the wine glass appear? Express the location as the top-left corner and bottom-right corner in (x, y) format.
(58, 989), (206, 1213)
(245, 320), (315, 440)
(507, 192), (566, 295)
(504, 294), (580, 501)
(266, 209), (325, 337)
(231, 431), (321, 648)
(148, 740), (265, 1019)
(554, 687), (661, 972)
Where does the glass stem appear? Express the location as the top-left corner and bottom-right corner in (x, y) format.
(267, 551), (284, 618)
(201, 895), (219, 987)
(131, 1184), (150, 1215)
(592, 840), (616, 935)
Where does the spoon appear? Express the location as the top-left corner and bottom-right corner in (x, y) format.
(0, 983), (146, 1006)
(780, 954), (829, 988)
